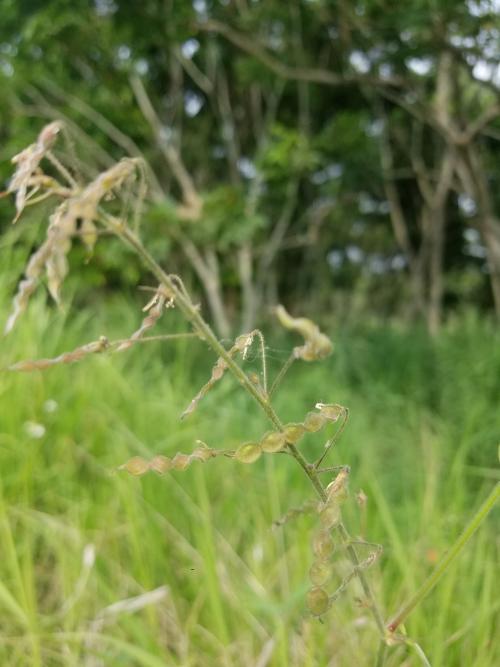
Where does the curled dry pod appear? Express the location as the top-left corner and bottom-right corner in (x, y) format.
(120, 456), (149, 476)
(309, 560), (332, 587)
(307, 587), (330, 617)
(283, 423), (306, 444)
(260, 431), (286, 453)
(312, 530), (335, 559)
(234, 442), (262, 464)
(149, 455), (171, 474)
(303, 411), (327, 433)
(319, 502), (341, 529)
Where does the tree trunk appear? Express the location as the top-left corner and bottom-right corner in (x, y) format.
(238, 243), (258, 333)
(178, 236), (232, 339)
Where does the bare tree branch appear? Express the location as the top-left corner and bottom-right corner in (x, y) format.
(198, 20), (405, 89)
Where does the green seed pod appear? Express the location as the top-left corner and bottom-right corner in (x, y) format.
(149, 455), (171, 474)
(283, 423), (306, 444)
(309, 560), (332, 586)
(312, 531), (335, 559)
(319, 502), (341, 529)
(303, 411), (327, 433)
(235, 442), (262, 464)
(120, 456), (149, 476)
(307, 587), (330, 616)
(260, 431), (286, 453)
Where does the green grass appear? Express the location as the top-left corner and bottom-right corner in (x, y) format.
(0, 298), (498, 666)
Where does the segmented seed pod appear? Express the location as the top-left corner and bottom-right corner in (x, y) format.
(326, 467), (350, 502)
(307, 587), (330, 616)
(149, 455), (171, 474)
(317, 403), (344, 422)
(319, 502), (341, 529)
(303, 411), (327, 433)
(171, 453), (190, 470)
(234, 442), (262, 464)
(312, 531), (335, 559)
(309, 560), (332, 587)
(192, 444), (216, 462)
(120, 457), (149, 476)
(283, 423), (306, 444)
(260, 431), (286, 453)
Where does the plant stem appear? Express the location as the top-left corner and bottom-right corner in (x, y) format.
(106, 217), (386, 638)
(387, 482), (500, 633)
(375, 640), (387, 667)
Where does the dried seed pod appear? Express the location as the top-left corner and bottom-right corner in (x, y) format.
(309, 560), (333, 587)
(307, 587), (330, 616)
(326, 467), (350, 503)
(8, 121), (63, 221)
(283, 423), (306, 444)
(5, 153), (143, 333)
(260, 431), (286, 453)
(316, 403), (344, 422)
(319, 502), (341, 529)
(120, 457), (150, 476)
(234, 442), (262, 464)
(275, 305), (333, 361)
(7, 336), (109, 372)
(303, 411), (327, 433)
(191, 442), (217, 462)
(312, 531), (335, 559)
(171, 454), (190, 471)
(117, 289), (168, 352)
(234, 332), (255, 358)
(149, 455), (171, 474)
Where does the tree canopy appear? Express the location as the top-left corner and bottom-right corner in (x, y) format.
(1, 0), (499, 334)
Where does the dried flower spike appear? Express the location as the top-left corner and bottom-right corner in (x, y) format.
(9, 121), (63, 221)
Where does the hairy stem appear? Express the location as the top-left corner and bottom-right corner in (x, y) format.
(104, 216), (386, 637)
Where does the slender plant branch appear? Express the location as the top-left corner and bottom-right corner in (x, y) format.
(314, 408), (349, 470)
(387, 482), (500, 633)
(254, 329), (268, 395)
(268, 352), (295, 399)
(102, 214), (387, 637)
(375, 639), (387, 667)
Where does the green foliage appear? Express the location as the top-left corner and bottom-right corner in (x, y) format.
(194, 185), (266, 249)
(0, 299), (498, 665)
(258, 124), (319, 181)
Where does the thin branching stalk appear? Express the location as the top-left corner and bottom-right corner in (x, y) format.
(102, 214), (387, 637)
(268, 352), (295, 398)
(387, 482), (500, 634)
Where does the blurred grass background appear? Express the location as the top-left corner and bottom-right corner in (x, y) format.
(0, 288), (498, 666)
